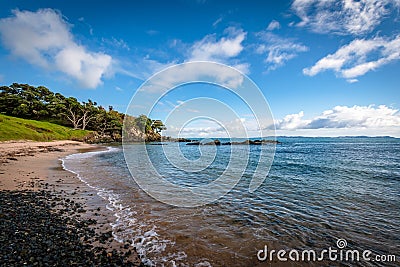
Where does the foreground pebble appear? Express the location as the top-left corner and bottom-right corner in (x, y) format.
(0, 190), (143, 266)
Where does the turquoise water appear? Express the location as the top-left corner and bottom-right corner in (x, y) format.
(63, 137), (400, 266)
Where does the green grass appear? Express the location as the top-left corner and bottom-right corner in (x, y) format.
(0, 114), (92, 142)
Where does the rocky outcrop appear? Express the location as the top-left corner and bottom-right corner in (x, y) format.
(161, 137), (193, 142)
(186, 141), (200, 145)
(186, 139), (281, 145)
(202, 139), (221, 146)
(118, 120), (162, 142)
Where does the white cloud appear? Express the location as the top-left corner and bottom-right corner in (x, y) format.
(274, 111), (309, 130)
(123, 27), (249, 81)
(189, 27), (246, 61)
(55, 45), (111, 88)
(266, 20), (281, 31)
(232, 63), (250, 74)
(140, 62), (245, 93)
(256, 32), (308, 71)
(303, 35), (400, 80)
(0, 9), (112, 88)
(164, 105), (400, 137)
(274, 105), (400, 135)
(292, 0), (399, 35)
(347, 78), (359, 83)
(118, 27), (249, 82)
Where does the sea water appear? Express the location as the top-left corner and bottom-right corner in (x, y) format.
(62, 137), (400, 266)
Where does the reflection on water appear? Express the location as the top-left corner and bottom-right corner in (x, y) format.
(63, 137), (400, 266)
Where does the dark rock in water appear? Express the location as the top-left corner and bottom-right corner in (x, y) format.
(177, 138), (192, 142)
(187, 139), (281, 146)
(202, 139), (221, 145)
(186, 141), (200, 145)
(231, 139), (281, 145)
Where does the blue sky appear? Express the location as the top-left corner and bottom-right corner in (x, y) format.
(0, 0), (399, 137)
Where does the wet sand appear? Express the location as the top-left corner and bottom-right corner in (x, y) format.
(0, 140), (143, 266)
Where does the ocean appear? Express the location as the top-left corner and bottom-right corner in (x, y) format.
(62, 137), (400, 266)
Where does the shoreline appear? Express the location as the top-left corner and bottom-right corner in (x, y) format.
(0, 140), (143, 266)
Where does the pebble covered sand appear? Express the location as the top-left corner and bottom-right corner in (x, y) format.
(0, 141), (143, 266)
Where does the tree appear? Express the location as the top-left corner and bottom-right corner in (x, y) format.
(0, 83), (165, 142)
(151, 119), (166, 133)
(0, 83), (53, 119)
(94, 107), (123, 136)
(80, 100), (98, 130)
(62, 97), (83, 129)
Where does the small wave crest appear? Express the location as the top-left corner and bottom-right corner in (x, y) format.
(60, 147), (187, 266)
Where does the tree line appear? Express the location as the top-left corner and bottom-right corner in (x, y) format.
(0, 83), (166, 142)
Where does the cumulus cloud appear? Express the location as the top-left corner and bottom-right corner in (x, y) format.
(303, 35), (400, 81)
(274, 111), (309, 130)
(0, 9), (112, 88)
(189, 27), (246, 61)
(116, 27), (249, 84)
(256, 32), (308, 71)
(292, 0), (399, 35)
(274, 105), (400, 131)
(129, 27), (249, 80)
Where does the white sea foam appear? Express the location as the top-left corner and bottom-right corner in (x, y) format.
(61, 146), (187, 266)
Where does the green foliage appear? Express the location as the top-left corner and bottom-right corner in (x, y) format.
(0, 83), (166, 142)
(151, 119), (167, 133)
(0, 114), (91, 141)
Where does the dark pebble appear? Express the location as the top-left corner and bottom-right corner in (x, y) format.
(0, 190), (144, 266)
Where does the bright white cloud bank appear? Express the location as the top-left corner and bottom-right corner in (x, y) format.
(303, 35), (400, 81)
(292, 0), (399, 35)
(167, 105), (400, 138)
(274, 105), (400, 136)
(0, 9), (112, 88)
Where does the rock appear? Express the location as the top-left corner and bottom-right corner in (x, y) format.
(186, 141), (200, 145)
(177, 138), (192, 142)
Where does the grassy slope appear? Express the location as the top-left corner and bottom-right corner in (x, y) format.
(0, 114), (91, 142)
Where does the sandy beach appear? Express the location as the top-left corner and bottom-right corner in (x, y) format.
(0, 140), (143, 266)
